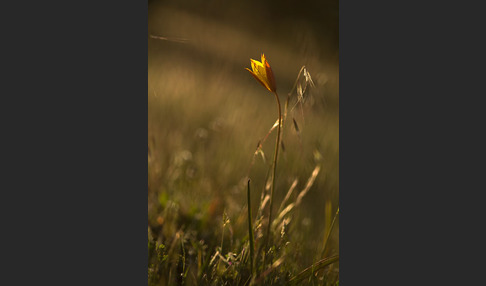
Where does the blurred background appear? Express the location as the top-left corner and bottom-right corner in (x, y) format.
(148, 0), (339, 276)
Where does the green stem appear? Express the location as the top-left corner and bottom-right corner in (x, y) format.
(321, 207), (339, 258)
(247, 179), (255, 276)
(264, 91), (282, 261)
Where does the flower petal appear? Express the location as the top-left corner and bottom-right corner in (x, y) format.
(246, 68), (271, 92)
(264, 61), (276, 92)
(246, 54), (276, 92)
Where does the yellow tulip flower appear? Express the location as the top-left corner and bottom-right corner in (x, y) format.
(246, 54), (277, 92)
(245, 54), (282, 263)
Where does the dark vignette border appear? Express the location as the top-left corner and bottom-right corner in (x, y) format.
(340, 0), (485, 284)
(3, 0), (148, 284)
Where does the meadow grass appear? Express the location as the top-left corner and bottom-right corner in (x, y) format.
(148, 8), (338, 281)
(148, 56), (339, 284)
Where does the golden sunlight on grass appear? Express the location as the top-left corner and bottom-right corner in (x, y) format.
(148, 1), (339, 284)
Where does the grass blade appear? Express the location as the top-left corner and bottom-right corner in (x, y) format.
(289, 255), (339, 284)
(247, 179), (255, 276)
(321, 207), (339, 258)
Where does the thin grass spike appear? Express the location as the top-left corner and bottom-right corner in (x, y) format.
(247, 179), (255, 277)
